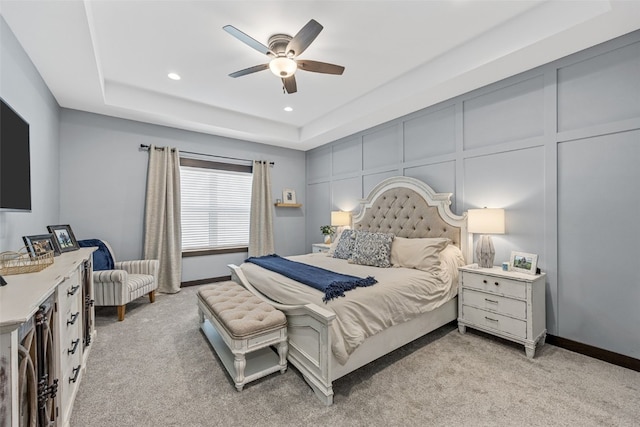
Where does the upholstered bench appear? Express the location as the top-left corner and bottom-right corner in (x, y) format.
(197, 281), (287, 391)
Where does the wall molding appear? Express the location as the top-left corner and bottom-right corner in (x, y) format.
(546, 335), (639, 372)
(181, 275), (231, 288)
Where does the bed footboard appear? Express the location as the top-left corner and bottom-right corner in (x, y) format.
(228, 264), (337, 405)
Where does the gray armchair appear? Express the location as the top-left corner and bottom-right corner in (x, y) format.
(90, 240), (159, 321)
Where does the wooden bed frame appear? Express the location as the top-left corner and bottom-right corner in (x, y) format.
(229, 176), (470, 405)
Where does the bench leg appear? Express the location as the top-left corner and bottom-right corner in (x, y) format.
(233, 353), (246, 391)
(278, 341), (288, 374)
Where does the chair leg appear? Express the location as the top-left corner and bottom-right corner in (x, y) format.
(117, 305), (126, 321)
(149, 290), (155, 303)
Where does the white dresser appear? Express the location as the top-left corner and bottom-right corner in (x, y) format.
(457, 266), (546, 358)
(0, 248), (96, 427)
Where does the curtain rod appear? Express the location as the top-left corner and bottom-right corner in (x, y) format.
(139, 144), (274, 165)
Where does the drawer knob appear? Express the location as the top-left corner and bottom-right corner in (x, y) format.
(484, 316), (499, 323)
(485, 298), (498, 304)
(483, 279), (487, 284)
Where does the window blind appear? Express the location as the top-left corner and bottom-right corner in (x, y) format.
(180, 162), (252, 251)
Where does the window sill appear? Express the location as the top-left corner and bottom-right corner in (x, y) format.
(182, 247), (248, 257)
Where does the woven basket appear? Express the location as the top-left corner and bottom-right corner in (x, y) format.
(0, 248), (54, 276)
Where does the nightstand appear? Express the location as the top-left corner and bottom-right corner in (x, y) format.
(311, 243), (331, 254)
(457, 266), (546, 358)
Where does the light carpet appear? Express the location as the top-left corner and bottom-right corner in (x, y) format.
(71, 285), (639, 426)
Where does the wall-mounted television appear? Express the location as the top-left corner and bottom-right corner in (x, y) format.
(0, 98), (31, 212)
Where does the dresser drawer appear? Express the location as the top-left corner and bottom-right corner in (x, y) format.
(462, 271), (525, 299)
(461, 288), (526, 320)
(462, 305), (527, 339)
(58, 272), (81, 314)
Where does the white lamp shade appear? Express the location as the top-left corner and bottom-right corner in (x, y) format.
(467, 208), (505, 234)
(269, 57), (297, 77)
(331, 211), (351, 227)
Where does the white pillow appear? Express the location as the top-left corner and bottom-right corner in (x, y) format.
(439, 243), (466, 282)
(326, 228), (344, 256)
(390, 237), (451, 272)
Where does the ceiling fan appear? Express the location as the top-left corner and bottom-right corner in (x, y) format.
(223, 19), (345, 94)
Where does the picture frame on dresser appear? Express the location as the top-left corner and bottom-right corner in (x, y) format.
(23, 233), (60, 257)
(47, 224), (79, 253)
(510, 251), (538, 275)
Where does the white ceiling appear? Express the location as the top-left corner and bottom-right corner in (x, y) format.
(1, 1), (639, 151)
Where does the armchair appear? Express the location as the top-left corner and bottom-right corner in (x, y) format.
(78, 239), (159, 321)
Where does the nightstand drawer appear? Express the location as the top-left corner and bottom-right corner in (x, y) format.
(462, 272), (525, 299)
(462, 288), (526, 319)
(462, 305), (527, 339)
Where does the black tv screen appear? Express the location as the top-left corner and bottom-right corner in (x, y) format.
(0, 98), (31, 212)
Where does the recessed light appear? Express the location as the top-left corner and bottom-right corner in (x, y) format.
(168, 73), (181, 80)
(284, 106), (293, 112)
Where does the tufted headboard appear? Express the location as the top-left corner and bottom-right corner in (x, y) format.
(352, 176), (471, 262)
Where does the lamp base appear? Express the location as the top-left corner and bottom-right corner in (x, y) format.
(476, 235), (496, 268)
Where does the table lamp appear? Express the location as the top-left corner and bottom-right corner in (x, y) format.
(467, 208), (505, 268)
(331, 211), (351, 234)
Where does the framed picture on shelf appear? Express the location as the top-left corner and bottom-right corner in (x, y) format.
(47, 224), (79, 253)
(510, 251), (538, 275)
(283, 188), (296, 204)
(23, 234), (59, 258)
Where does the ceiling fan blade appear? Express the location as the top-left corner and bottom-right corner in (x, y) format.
(286, 19), (323, 57)
(229, 64), (269, 78)
(297, 60), (345, 75)
(282, 76), (297, 94)
(223, 25), (275, 57)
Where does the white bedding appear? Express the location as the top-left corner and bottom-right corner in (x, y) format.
(240, 252), (459, 364)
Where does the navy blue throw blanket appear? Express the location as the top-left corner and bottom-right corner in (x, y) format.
(245, 254), (377, 302)
(78, 239), (114, 271)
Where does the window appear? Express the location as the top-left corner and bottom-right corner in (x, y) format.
(180, 158), (252, 255)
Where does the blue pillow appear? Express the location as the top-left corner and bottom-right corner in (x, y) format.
(78, 239), (114, 271)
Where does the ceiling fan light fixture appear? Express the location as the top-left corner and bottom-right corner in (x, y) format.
(269, 57), (297, 78)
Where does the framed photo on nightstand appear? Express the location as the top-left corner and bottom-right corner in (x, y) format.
(510, 251), (538, 275)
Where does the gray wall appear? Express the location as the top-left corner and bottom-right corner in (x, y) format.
(0, 16), (61, 253)
(59, 109), (306, 282)
(306, 30), (640, 359)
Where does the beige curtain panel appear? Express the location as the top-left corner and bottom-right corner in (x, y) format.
(249, 160), (274, 257)
(143, 145), (182, 294)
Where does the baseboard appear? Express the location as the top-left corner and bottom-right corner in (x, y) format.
(181, 276), (232, 288)
(546, 334), (639, 372)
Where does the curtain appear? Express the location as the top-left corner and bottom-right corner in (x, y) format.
(248, 160), (274, 257)
(143, 145), (182, 294)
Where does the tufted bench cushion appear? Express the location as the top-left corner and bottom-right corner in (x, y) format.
(197, 280), (288, 391)
(198, 281), (286, 339)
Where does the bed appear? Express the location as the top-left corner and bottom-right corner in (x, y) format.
(229, 176), (470, 404)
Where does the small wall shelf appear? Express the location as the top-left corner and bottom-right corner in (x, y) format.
(274, 203), (302, 208)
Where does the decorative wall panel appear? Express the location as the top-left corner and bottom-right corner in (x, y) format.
(332, 138), (361, 176)
(463, 75), (544, 150)
(307, 146), (331, 181)
(558, 130), (640, 358)
(362, 125), (400, 170)
(557, 41), (640, 132)
(403, 106), (456, 161)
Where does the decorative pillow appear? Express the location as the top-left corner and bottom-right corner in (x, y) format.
(78, 239), (115, 271)
(326, 228), (345, 256)
(332, 229), (356, 259)
(349, 231), (394, 268)
(390, 237), (451, 272)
